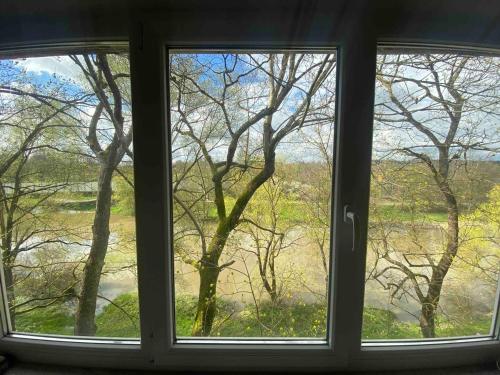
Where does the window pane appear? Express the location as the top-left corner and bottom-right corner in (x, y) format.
(0, 52), (139, 337)
(363, 50), (500, 340)
(169, 52), (337, 338)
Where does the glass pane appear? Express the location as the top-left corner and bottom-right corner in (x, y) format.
(363, 50), (500, 340)
(0, 52), (139, 337)
(169, 52), (337, 338)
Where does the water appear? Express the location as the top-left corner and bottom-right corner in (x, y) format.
(13, 232), (138, 314)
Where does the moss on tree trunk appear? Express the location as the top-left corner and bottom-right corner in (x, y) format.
(191, 160), (276, 336)
(74, 164), (114, 336)
(191, 264), (220, 336)
(418, 176), (459, 338)
(3, 265), (15, 329)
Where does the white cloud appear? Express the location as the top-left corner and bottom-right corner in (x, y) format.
(16, 56), (81, 80)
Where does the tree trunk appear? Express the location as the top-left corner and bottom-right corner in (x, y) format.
(3, 264), (15, 330)
(1, 191), (17, 330)
(262, 275), (278, 303)
(264, 256), (278, 303)
(74, 163), (114, 336)
(191, 153), (276, 336)
(419, 299), (436, 338)
(191, 221), (230, 336)
(418, 173), (459, 338)
(191, 261), (220, 336)
(317, 236), (329, 299)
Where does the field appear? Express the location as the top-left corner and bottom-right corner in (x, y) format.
(13, 187), (499, 339)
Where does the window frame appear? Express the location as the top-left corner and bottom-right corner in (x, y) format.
(361, 42), (500, 345)
(127, 22), (353, 370)
(168, 47), (339, 346)
(0, 2), (498, 371)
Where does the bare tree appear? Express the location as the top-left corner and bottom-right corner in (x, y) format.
(170, 53), (337, 336)
(0, 60), (89, 178)
(0, 64), (91, 329)
(69, 53), (133, 336)
(370, 53), (500, 338)
(237, 178), (299, 303)
(0, 150), (83, 328)
(299, 123), (334, 295)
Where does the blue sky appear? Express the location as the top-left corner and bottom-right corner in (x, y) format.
(5, 54), (500, 163)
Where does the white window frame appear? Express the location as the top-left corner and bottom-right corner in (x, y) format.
(0, 2), (498, 371)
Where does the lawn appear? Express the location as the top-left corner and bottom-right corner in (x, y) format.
(15, 293), (493, 340)
(371, 204), (448, 223)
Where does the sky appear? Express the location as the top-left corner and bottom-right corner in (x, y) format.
(4, 54), (500, 164)
(17, 56), (81, 79)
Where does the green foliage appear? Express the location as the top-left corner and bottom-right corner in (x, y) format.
(372, 204), (448, 223)
(204, 193), (309, 224)
(174, 295), (199, 336)
(213, 301), (327, 338)
(276, 200), (307, 223)
(176, 293), (327, 338)
(23, 152), (95, 184)
(205, 191), (452, 226)
(56, 199), (96, 211)
(113, 175), (135, 215)
(207, 197), (236, 220)
(362, 308), (420, 339)
(362, 308), (492, 339)
(370, 161), (500, 215)
(469, 184), (500, 224)
(11, 293), (494, 339)
(95, 292), (140, 338)
(436, 316), (492, 337)
(16, 305), (74, 335)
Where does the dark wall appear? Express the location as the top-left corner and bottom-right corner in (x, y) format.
(0, 0), (499, 49)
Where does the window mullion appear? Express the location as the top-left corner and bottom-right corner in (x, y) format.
(331, 28), (377, 359)
(130, 23), (172, 364)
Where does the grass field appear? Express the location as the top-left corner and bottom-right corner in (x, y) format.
(15, 293), (493, 339)
(10, 189), (497, 340)
(373, 204), (448, 222)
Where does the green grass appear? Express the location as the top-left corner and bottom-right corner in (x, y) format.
(435, 316), (492, 337)
(206, 198), (316, 224)
(174, 295), (326, 337)
(110, 201), (129, 215)
(362, 308), (492, 339)
(207, 197), (237, 220)
(205, 198), (449, 225)
(15, 305), (74, 335)
(23, 191), (131, 213)
(362, 307), (421, 339)
(174, 295), (199, 336)
(373, 205), (448, 223)
(96, 293), (140, 337)
(57, 199), (96, 211)
(278, 201), (309, 223)
(213, 300), (327, 338)
(12, 294), (494, 340)
(35, 191), (450, 225)
(20, 192), (97, 212)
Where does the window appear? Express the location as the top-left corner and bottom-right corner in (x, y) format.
(169, 52), (336, 338)
(363, 50), (500, 341)
(0, 2), (499, 372)
(0, 51), (139, 338)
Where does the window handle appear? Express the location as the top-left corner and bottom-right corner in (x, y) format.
(343, 205), (359, 252)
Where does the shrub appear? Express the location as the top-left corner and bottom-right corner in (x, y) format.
(113, 175), (135, 215)
(16, 304), (74, 335)
(96, 292), (140, 337)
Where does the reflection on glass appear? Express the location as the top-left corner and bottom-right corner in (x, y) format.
(169, 52), (337, 338)
(0, 53), (139, 337)
(363, 52), (500, 340)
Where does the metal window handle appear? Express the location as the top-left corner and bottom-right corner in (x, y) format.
(343, 205), (359, 252)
